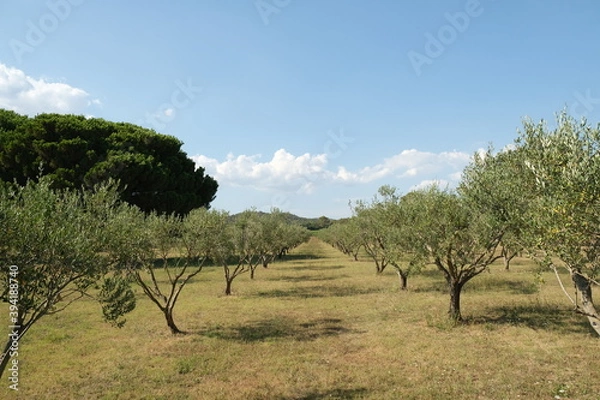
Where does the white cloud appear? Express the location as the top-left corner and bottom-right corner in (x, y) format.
(193, 149), (329, 193)
(449, 171), (463, 181)
(410, 179), (451, 191)
(0, 63), (101, 116)
(502, 143), (516, 152)
(331, 149), (470, 184)
(193, 148), (472, 193)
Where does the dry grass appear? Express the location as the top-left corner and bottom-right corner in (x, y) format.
(6, 237), (600, 399)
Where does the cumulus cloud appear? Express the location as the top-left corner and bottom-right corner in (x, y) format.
(0, 63), (101, 116)
(331, 149), (471, 183)
(194, 149), (329, 193)
(193, 148), (471, 193)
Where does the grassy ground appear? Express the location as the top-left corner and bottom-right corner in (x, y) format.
(5, 237), (600, 399)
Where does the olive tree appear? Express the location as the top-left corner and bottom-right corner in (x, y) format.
(353, 203), (390, 274)
(0, 180), (135, 378)
(515, 113), (600, 335)
(355, 186), (425, 289)
(458, 146), (533, 271)
(255, 210), (285, 270)
(401, 186), (504, 321)
(378, 186), (427, 290)
(215, 209), (310, 294)
(320, 219), (362, 261)
(277, 219), (311, 259)
(499, 241), (522, 271)
(105, 206), (227, 334)
(251, 209), (309, 276)
(211, 210), (262, 295)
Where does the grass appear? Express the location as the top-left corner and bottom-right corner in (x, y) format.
(5, 237), (600, 399)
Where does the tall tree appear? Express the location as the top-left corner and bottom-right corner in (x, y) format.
(0, 110), (218, 215)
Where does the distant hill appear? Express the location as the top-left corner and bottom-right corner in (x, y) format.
(230, 211), (335, 231)
(280, 212), (335, 230)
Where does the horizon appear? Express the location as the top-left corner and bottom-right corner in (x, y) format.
(1, 1), (599, 218)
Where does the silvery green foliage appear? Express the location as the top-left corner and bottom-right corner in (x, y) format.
(104, 204), (233, 334)
(0, 179), (128, 323)
(0, 179), (134, 376)
(399, 186), (504, 320)
(515, 112), (600, 334)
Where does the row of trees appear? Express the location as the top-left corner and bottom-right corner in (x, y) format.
(1, 110), (599, 379)
(0, 109), (218, 215)
(321, 184), (503, 321)
(321, 112), (600, 335)
(0, 179), (310, 376)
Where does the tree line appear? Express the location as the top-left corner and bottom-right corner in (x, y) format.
(0, 178), (310, 377)
(320, 111), (600, 335)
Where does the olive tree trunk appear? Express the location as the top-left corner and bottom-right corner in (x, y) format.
(396, 269), (408, 290)
(164, 309), (184, 335)
(448, 281), (464, 321)
(571, 271), (600, 336)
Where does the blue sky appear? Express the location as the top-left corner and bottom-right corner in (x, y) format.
(1, 0), (599, 218)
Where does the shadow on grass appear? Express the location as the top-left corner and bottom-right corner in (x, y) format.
(277, 387), (369, 400)
(413, 277), (539, 295)
(199, 317), (354, 342)
(412, 281), (447, 293)
(254, 284), (382, 299)
(266, 274), (348, 283)
(469, 304), (592, 334)
(292, 265), (346, 272)
(466, 277), (540, 295)
(415, 267), (442, 278)
(278, 253), (326, 262)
